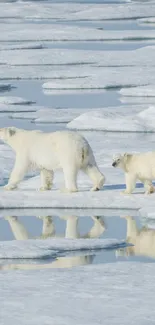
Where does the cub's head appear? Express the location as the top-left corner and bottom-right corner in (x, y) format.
(0, 127), (17, 143)
(112, 153), (131, 169)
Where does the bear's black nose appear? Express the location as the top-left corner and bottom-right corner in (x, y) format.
(112, 162), (116, 167)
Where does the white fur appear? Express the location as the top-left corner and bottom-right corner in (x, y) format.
(112, 152), (155, 194)
(117, 216), (155, 259)
(0, 127), (105, 192)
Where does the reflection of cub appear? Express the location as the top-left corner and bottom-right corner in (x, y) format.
(117, 216), (155, 259)
(112, 152), (155, 194)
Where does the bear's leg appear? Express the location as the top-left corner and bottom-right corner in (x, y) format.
(121, 173), (136, 194)
(4, 156), (28, 190)
(40, 169), (54, 191)
(82, 165), (105, 191)
(143, 180), (155, 195)
(62, 165), (78, 193)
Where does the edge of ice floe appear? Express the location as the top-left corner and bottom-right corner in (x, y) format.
(0, 238), (128, 259)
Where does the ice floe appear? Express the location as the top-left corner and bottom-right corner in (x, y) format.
(0, 104), (37, 113)
(0, 2), (155, 21)
(10, 107), (101, 124)
(1, 24), (155, 42)
(138, 17), (155, 25)
(0, 42), (45, 51)
(0, 176), (155, 211)
(0, 262), (155, 325)
(120, 85), (155, 97)
(1, 46), (155, 67)
(0, 64), (155, 88)
(119, 97), (155, 105)
(67, 106), (155, 132)
(0, 237), (126, 259)
(0, 96), (35, 105)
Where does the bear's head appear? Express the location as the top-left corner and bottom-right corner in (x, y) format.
(112, 153), (131, 170)
(0, 127), (17, 143)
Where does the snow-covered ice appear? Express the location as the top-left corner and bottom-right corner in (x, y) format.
(67, 106), (155, 132)
(0, 96), (35, 105)
(0, 2), (154, 21)
(1, 46), (155, 67)
(10, 107), (138, 124)
(0, 42), (45, 51)
(138, 17), (155, 25)
(119, 96), (155, 105)
(0, 104), (38, 113)
(0, 263), (155, 324)
(0, 237), (126, 260)
(41, 66), (155, 89)
(120, 85), (155, 97)
(0, 64), (155, 88)
(1, 24), (155, 42)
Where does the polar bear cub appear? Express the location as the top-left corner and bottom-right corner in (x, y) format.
(112, 152), (155, 194)
(0, 127), (105, 192)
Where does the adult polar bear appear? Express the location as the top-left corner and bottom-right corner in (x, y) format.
(112, 152), (155, 194)
(0, 127), (105, 192)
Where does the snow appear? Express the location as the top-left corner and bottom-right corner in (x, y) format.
(0, 263), (155, 324)
(120, 86), (155, 97)
(0, 174), (155, 211)
(0, 42), (45, 51)
(1, 23), (155, 42)
(119, 97), (155, 105)
(0, 104), (38, 113)
(41, 65), (155, 89)
(0, 64), (155, 87)
(0, 2), (154, 21)
(1, 46), (155, 67)
(33, 108), (93, 124)
(138, 17), (155, 24)
(67, 106), (155, 132)
(0, 208), (139, 219)
(0, 96), (35, 105)
(10, 107), (139, 124)
(0, 238), (126, 260)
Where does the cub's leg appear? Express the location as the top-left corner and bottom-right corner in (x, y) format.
(40, 169), (54, 191)
(122, 216), (138, 240)
(143, 180), (155, 195)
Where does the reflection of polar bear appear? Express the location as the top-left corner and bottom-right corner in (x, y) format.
(2, 215), (106, 270)
(112, 152), (155, 194)
(117, 216), (155, 259)
(0, 127), (105, 192)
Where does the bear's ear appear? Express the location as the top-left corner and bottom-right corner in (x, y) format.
(8, 127), (16, 137)
(123, 153), (132, 164)
(123, 153), (129, 163)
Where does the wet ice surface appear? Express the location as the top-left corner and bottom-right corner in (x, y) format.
(0, 213), (155, 268)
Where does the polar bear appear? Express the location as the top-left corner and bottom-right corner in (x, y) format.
(112, 152), (155, 194)
(0, 127), (105, 192)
